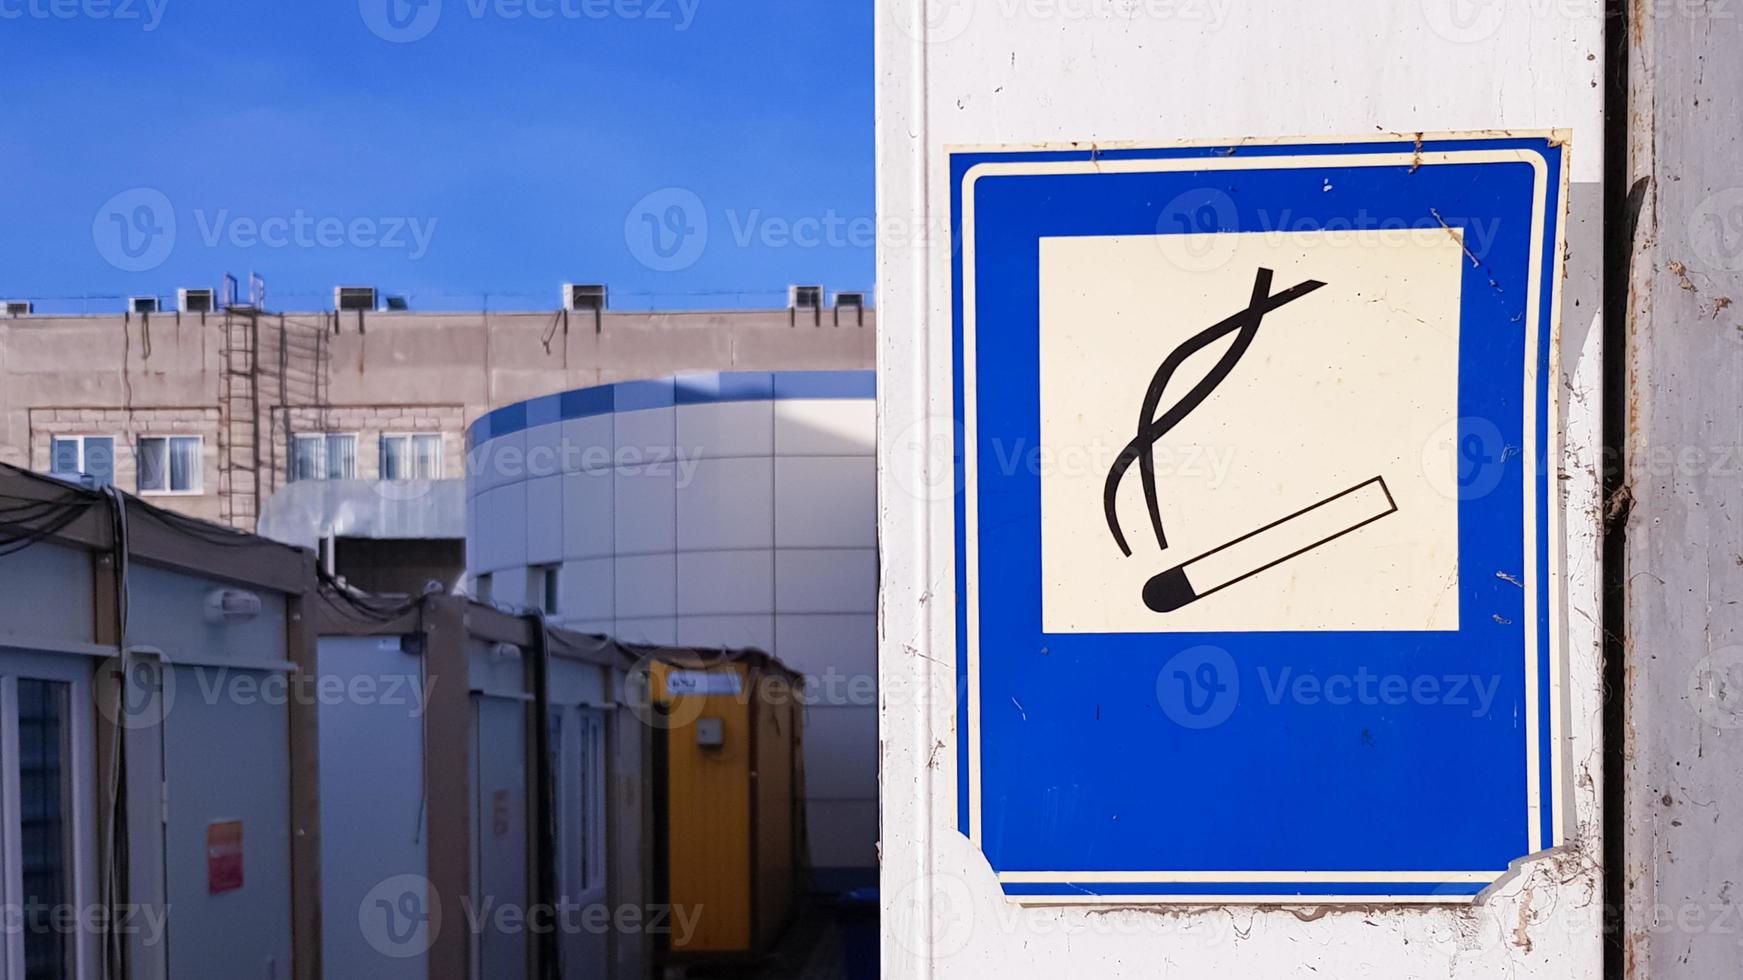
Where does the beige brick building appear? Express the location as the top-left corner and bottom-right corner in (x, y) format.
(1, 303), (874, 585)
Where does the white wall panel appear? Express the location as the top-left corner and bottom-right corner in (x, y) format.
(775, 399), (877, 456)
(560, 415), (615, 473)
(614, 553), (675, 620)
(560, 557), (615, 622)
(677, 400), (774, 459)
(561, 467), (615, 559)
(676, 614), (777, 655)
(613, 464), (674, 555)
(776, 613), (877, 683)
(521, 421), (564, 484)
(676, 550), (774, 616)
(676, 457), (775, 552)
(776, 548), (879, 614)
(612, 616), (676, 647)
(776, 457), (877, 549)
(472, 483), (527, 574)
(524, 475), (564, 566)
(612, 406), (674, 462)
(802, 706), (880, 801)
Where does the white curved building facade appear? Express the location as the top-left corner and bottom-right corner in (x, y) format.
(464, 370), (876, 887)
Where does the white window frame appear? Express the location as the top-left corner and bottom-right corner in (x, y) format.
(47, 435), (119, 487)
(290, 432), (360, 482)
(0, 653), (101, 980)
(378, 432), (444, 481)
(135, 435), (203, 496)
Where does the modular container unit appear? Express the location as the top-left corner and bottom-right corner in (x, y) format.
(0, 462), (319, 980)
(650, 649), (806, 963)
(313, 590), (652, 980)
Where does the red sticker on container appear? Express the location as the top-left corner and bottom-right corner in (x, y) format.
(207, 821), (244, 894)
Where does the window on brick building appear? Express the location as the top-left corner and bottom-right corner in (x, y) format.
(137, 436), (201, 494)
(381, 433), (442, 480)
(291, 433), (358, 481)
(48, 435), (115, 487)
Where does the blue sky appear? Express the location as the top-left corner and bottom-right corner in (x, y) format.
(0, 0), (874, 312)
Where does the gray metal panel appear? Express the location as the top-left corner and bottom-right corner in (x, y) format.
(161, 664), (294, 980)
(316, 635), (429, 978)
(0, 542), (93, 648)
(125, 563), (288, 670)
(1625, 9), (1743, 975)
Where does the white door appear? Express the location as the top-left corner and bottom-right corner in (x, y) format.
(474, 695), (529, 979)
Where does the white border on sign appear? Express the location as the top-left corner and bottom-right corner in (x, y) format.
(958, 147), (1562, 901)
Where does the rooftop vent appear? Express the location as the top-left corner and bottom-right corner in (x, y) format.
(178, 288), (215, 314)
(789, 284), (825, 326)
(834, 290), (866, 326)
(4, 301), (31, 317)
(128, 296), (160, 315)
(335, 286), (378, 312)
(563, 283), (607, 312)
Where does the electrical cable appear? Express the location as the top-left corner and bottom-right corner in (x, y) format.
(315, 567), (425, 624)
(99, 486), (131, 980)
(0, 486), (97, 557)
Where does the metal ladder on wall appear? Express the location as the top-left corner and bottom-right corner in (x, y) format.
(218, 308), (262, 530)
(276, 315), (332, 474)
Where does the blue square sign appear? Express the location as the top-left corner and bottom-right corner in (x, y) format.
(951, 133), (1569, 902)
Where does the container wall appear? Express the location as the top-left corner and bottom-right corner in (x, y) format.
(657, 661), (755, 954)
(161, 664), (294, 980)
(316, 634), (430, 978)
(126, 563), (288, 669)
(0, 541), (93, 648)
(753, 688), (798, 951)
(473, 693), (532, 977)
